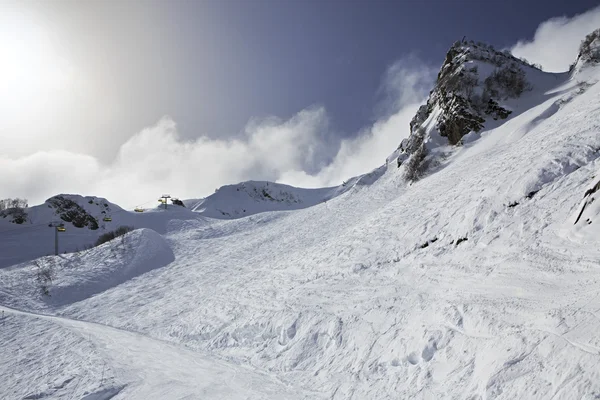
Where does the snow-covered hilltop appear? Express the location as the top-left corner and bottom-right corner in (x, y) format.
(0, 194), (200, 268)
(0, 194), (122, 228)
(3, 31), (600, 399)
(189, 180), (349, 219)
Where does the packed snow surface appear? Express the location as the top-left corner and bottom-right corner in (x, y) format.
(3, 65), (600, 398)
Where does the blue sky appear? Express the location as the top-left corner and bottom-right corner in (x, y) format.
(2, 0), (600, 204)
(21, 0), (600, 153)
(150, 0), (600, 140)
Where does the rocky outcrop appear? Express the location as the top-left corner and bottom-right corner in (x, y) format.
(389, 40), (543, 181)
(0, 208), (27, 224)
(572, 29), (600, 72)
(47, 195), (99, 230)
(411, 41), (533, 147)
(171, 198), (185, 207)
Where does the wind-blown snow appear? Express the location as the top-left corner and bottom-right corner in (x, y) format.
(2, 57), (600, 400)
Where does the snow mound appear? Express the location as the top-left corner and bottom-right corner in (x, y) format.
(191, 180), (347, 219)
(0, 228), (174, 309)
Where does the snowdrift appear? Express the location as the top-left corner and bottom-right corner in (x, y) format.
(0, 228), (174, 309)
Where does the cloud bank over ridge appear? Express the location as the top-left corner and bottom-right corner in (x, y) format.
(511, 6), (600, 72)
(1, 56), (436, 206)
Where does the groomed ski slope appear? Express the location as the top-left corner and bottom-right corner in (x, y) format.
(2, 67), (600, 398)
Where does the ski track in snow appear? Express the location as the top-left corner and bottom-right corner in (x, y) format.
(0, 305), (310, 399)
(3, 67), (600, 399)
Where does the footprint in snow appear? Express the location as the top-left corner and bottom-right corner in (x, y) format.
(406, 352), (420, 365)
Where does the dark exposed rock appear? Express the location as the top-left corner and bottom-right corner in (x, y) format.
(455, 237), (468, 246)
(0, 207), (27, 224)
(574, 29), (600, 70)
(171, 199), (185, 207)
(584, 179), (600, 198)
(526, 190), (539, 199)
(404, 40), (532, 150)
(261, 189), (274, 200)
(420, 237), (438, 249)
(46, 195), (99, 230)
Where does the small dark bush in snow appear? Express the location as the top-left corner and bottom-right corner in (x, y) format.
(33, 258), (54, 297)
(95, 226), (134, 247)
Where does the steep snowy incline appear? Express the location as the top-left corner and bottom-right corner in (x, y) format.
(0, 228), (175, 310)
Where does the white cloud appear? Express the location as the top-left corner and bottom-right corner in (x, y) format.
(0, 56), (435, 207)
(511, 6), (600, 72)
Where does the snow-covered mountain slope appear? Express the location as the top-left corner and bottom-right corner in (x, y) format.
(0, 194), (203, 268)
(189, 180), (348, 219)
(3, 38), (600, 399)
(0, 183), (349, 266)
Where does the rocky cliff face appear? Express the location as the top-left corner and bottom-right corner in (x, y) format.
(406, 40), (535, 148)
(388, 40), (562, 181)
(572, 29), (600, 72)
(47, 195), (100, 229)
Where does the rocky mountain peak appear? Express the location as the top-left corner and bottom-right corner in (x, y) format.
(572, 28), (600, 72)
(388, 39), (547, 181)
(409, 40), (535, 146)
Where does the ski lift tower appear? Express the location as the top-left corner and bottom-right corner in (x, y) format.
(50, 221), (66, 255)
(160, 194), (171, 210)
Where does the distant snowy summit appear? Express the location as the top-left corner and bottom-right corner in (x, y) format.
(189, 180), (350, 219)
(0, 194), (122, 229)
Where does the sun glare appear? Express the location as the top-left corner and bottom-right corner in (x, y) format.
(0, 6), (71, 111)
